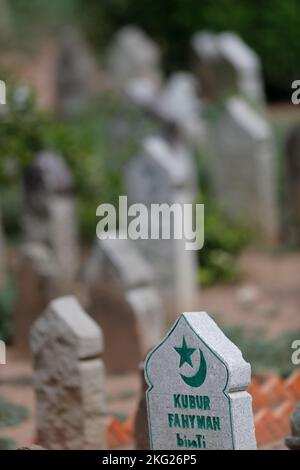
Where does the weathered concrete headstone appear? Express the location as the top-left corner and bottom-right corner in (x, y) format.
(55, 27), (99, 117)
(153, 72), (204, 144)
(23, 151), (79, 291)
(285, 123), (300, 244)
(285, 401), (300, 450)
(14, 243), (59, 354)
(124, 135), (198, 318)
(31, 296), (106, 450)
(206, 96), (278, 241)
(85, 236), (164, 372)
(145, 312), (257, 450)
(106, 26), (162, 96)
(191, 31), (264, 105)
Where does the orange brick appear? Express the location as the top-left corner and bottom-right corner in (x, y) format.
(260, 374), (289, 407)
(255, 411), (275, 445)
(107, 417), (132, 448)
(285, 371), (300, 400)
(255, 409), (283, 445)
(123, 414), (135, 437)
(248, 378), (269, 412)
(274, 399), (296, 435)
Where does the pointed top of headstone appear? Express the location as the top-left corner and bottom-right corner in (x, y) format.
(153, 72), (202, 141)
(145, 312), (256, 449)
(31, 295), (103, 360)
(191, 31), (264, 103)
(86, 236), (154, 290)
(106, 25), (162, 92)
(191, 31), (219, 60)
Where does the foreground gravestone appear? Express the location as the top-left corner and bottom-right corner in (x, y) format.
(124, 136), (198, 319)
(23, 151), (79, 291)
(191, 31), (264, 105)
(31, 296), (106, 450)
(85, 236), (163, 372)
(206, 96), (278, 242)
(145, 312), (257, 450)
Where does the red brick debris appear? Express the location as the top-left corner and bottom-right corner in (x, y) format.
(106, 370), (300, 449)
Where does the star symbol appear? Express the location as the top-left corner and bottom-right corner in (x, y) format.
(174, 337), (196, 368)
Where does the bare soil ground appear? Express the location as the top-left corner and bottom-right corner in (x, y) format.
(199, 248), (300, 337)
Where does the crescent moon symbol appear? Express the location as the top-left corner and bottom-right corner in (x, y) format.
(180, 349), (207, 388)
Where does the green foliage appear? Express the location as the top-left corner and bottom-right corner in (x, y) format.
(5, 0), (300, 97)
(0, 87), (159, 241)
(78, 0), (300, 99)
(198, 197), (249, 286)
(195, 143), (250, 286)
(0, 84), (94, 238)
(0, 396), (29, 449)
(0, 280), (16, 343)
(0, 438), (17, 450)
(0, 396), (29, 427)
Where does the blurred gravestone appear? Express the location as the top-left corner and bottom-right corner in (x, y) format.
(14, 243), (59, 354)
(0, 209), (6, 287)
(106, 26), (162, 101)
(31, 296), (106, 450)
(153, 72), (204, 144)
(55, 27), (99, 117)
(124, 135), (198, 319)
(191, 31), (264, 104)
(206, 97), (278, 242)
(145, 312), (257, 450)
(85, 236), (163, 372)
(285, 123), (300, 244)
(22, 151), (79, 292)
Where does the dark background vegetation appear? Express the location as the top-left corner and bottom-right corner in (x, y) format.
(7, 0), (300, 100)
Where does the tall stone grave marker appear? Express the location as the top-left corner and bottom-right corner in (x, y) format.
(106, 26), (162, 98)
(31, 296), (106, 450)
(206, 97), (278, 242)
(23, 151), (79, 292)
(145, 312), (257, 450)
(124, 135), (198, 318)
(85, 235), (164, 372)
(192, 31), (264, 105)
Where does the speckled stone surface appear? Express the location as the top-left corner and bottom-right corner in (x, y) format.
(30, 296), (106, 450)
(145, 312), (257, 450)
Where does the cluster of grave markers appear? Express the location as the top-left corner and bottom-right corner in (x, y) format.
(29, 295), (257, 450)
(0, 25), (300, 450)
